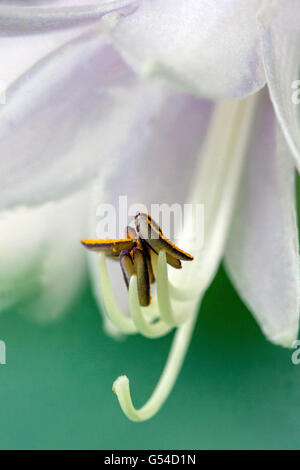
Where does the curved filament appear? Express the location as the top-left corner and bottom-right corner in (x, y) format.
(112, 309), (198, 422)
(129, 275), (172, 338)
(157, 251), (192, 325)
(98, 253), (137, 334)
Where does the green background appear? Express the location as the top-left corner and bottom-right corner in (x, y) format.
(0, 264), (299, 450)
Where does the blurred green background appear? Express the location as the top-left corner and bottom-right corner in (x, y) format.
(0, 264), (299, 450)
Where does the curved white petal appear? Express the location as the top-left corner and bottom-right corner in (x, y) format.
(0, 27), (138, 210)
(108, 0), (265, 99)
(225, 91), (299, 347)
(0, 1), (138, 34)
(0, 188), (89, 322)
(8, 0), (130, 5)
(259, 0), (300, 171)
(0, 28), (89, 87)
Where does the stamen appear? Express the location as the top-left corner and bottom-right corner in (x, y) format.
(135, 212), (194, 262)
(129, 275), (172, 338)
(165, 252), (182, 269)
(132, 248), (151, 306)
(99, 253), (137, 334)
(126, 226), (138, 240)
(112, 310), (198, 422)
(156, 251), (191, 325)
(120, 249), (135, 289)
(107, 94), (258, 422)
(81, 238), (136, 255)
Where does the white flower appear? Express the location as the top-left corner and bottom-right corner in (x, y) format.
(0, 0), (299, 420)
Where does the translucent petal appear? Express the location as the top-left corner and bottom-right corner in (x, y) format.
(0, 189), (89, 322)
(259, 0), (300, 171)
(109, 0), (265, 98)
(0, 0), (138, 34)
(0, 28), (87, 87)
(225, 91), (299, 347)
(0, 27), (137, 210)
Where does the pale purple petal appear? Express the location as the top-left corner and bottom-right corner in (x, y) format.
(225, 91), (299, 347)
(0, 28), (86, 87)
(103, 88), (212, 208)
(259, 0), (300, 171)
(110, 0), (265, 98)
(0, 0), (138, 34)
(0, 27), (138, 209)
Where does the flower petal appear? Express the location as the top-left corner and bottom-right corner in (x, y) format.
(0, 189), (89, 322)
(0, 27), (137, 210)
(258, 0), (300, 171)
(109, 0), (265, 98)
(0, 28), (88, 88)
(224, 91), (299, 347)
(0, 0), (138, 34)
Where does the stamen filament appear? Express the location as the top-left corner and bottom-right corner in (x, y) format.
(129, 275), (172, 338)
(157, 251), (191, 325)
(99, 253), (137, 334)
(104, 94), (260, 423)
(112, 308), (198, 422)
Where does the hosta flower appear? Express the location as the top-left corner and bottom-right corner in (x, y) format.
(1, 0), (300, 421)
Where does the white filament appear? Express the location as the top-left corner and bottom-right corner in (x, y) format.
(99, 252), (137, 334)
(129, 274), (172, 338)
(112, 309), (198, 422)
